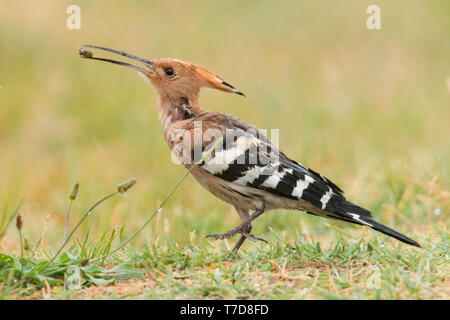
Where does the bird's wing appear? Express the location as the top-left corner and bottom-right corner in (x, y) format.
(186, 112), (373, 224)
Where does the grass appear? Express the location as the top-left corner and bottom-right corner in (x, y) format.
(0, 173), (448, 300)
(0, 1), (449, 299)
(1, 226), (448, 299)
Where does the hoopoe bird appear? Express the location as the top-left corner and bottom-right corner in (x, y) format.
(80, 45), (420, 252)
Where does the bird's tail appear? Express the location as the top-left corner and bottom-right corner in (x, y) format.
(356, 214), (421, 247)
(325, 200), (421, 247)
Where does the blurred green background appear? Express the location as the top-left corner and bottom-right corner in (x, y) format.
(0, 0), (448, 252)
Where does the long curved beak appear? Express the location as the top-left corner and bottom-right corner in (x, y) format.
(79, 45), (157, 76)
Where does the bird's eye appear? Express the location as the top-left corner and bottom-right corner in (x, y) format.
(165, 67), (175, 77)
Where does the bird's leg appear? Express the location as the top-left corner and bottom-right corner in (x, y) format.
(230, 224), (267, 252)
(206, 205), (266, 243)
(231, 224), (252, 252)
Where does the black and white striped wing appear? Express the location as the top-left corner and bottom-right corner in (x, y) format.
(197, 121), (420, 247)
(199, 128), (373, 224)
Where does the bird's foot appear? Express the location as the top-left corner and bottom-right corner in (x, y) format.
(242, 232), (268, 243)
(205, 222), (251, 240)
(205, 230), (239, 240)
(205, 223), (267, 244)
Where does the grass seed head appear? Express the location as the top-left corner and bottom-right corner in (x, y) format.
(24, 238), (30, 251)
(118, 178), (137, 194)
(69, 182), (80, 200)
(15, 214), (23, 231)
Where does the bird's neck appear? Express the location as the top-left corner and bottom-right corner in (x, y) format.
(157, 94), (204, 145)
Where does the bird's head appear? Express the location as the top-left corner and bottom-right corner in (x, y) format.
(79, 45), (244, 107)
